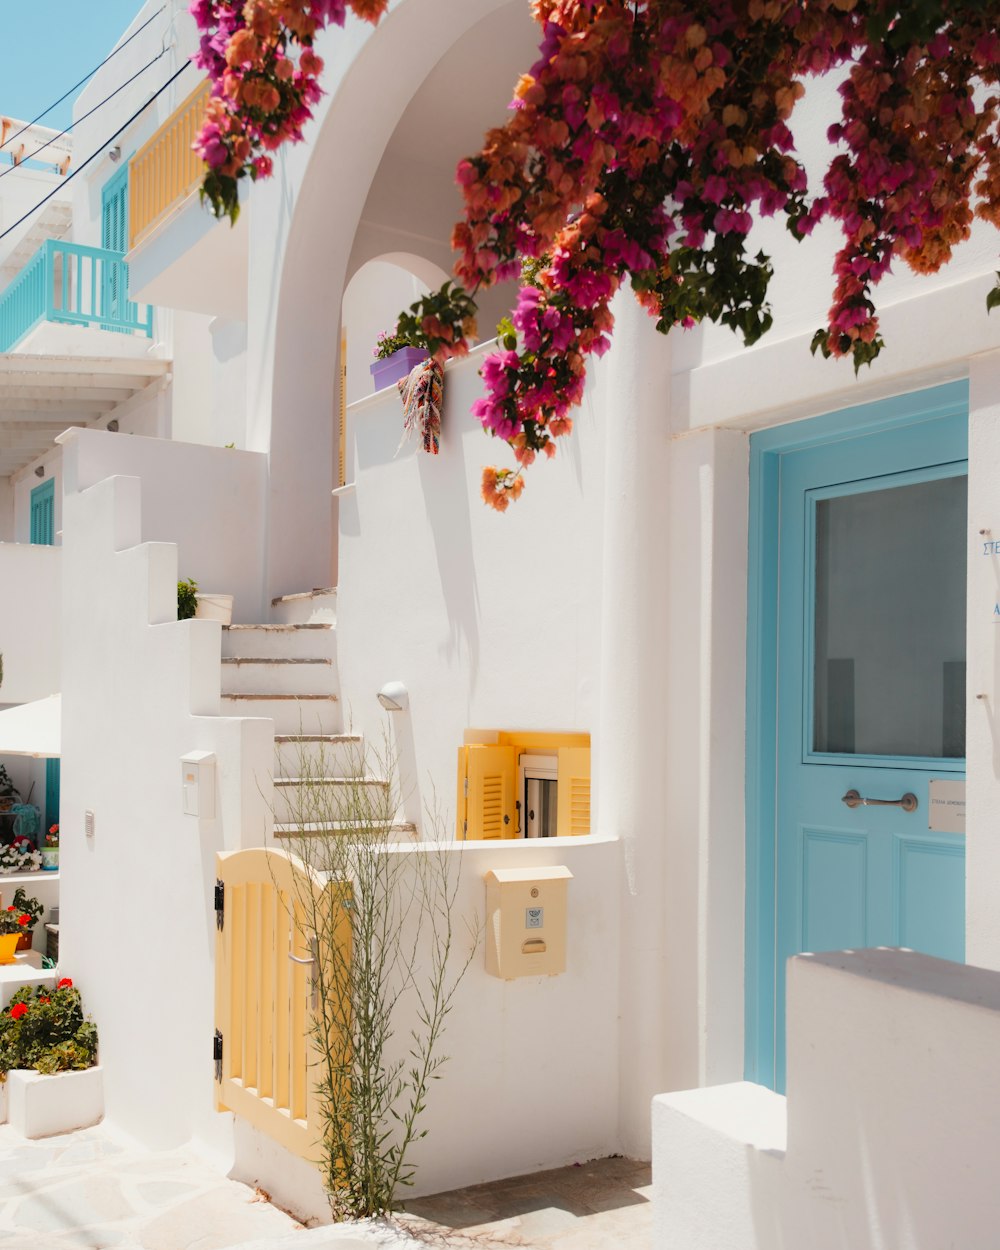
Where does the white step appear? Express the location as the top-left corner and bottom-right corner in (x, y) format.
(271, 588), (337, 626)
(274, 734), (363, 779)
(221, 657), (334, 697)
(220, 694), (341, 735)
(272, 776), (389, 825)
(222, 623), (335, 660)
(274, 820), (417, 840)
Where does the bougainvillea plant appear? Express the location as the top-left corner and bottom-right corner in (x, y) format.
(190, 0), (390, 221)
(193, 0), (1000, 507)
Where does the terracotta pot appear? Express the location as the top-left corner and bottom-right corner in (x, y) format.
(15, 930), (32, 952)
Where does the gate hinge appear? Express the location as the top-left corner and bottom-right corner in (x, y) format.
(213, 1029), (223, 1082)
(214, 879), (224, 930)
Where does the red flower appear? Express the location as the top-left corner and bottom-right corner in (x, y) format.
(38, 997), (49, 1004)
(9, 1003), (27, 1020)
(5, 907), (13, 913)
(57, 978), (72, 989)
(17, 915), (29, 927)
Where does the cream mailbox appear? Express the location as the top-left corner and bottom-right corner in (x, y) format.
(484, 865), (573, 980)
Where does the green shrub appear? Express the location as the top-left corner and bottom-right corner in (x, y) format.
(0, 979), (98, 1078)
(177, 578), (199, 621)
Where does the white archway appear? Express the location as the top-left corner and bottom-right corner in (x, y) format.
(254, 0), (537, 598)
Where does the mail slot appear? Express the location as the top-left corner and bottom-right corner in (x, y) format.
(484, 865), (572, 979)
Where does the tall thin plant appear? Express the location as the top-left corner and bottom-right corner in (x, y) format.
(281, 735), (476, 1220)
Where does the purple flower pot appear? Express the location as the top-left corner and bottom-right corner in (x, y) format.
(370, 346), (428, 392)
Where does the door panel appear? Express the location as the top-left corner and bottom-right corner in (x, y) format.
(752, 396), (967, 1091)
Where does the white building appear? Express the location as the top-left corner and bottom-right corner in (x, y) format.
(0, 1), (998, 1243)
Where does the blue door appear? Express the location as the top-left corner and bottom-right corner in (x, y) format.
(30, 478), (60, 833)
(100, 164), (132, 330)
(747, 384), (968, 1091)
(29, 478), (55, 546)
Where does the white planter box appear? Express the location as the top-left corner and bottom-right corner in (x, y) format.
(196, 593), (234, 625)
(6, 1065), (103, 1138)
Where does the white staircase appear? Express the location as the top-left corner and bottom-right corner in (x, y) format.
(220, 590), (412, 838)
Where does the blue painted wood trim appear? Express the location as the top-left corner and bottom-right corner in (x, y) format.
(29, 478), (55, 546)
(44, 759), (60, 834)
(744, 379), (969, 1090)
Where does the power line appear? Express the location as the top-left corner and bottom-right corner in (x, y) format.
(0, 5), (167, 155)
(0, 49), (169, 182)
(0, 61), (195, 245)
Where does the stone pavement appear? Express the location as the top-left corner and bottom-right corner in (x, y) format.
(0, 1123), (302, 1250)
(398, 1156), (653, 1249)
(0, 1122), (650, 1250)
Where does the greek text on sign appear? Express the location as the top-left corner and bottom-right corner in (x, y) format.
(928, 779), (965, 835)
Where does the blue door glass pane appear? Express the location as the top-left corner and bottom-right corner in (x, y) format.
(813, 475), (967, 758)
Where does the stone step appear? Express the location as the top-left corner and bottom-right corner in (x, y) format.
(272, 776), (389, 826)
(220, 694), (341, 735)
(270, 587), (337, 626)
(220, 656), (334, 697)
(273, 733), (364, 779)
(222, 622), (335, 660)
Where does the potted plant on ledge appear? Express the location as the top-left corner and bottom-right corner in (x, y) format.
(0, 898), (35, 964)
(0, 979), (102, 1138)
(40, 826), (58, 872)
(370, 329), (428, 392)
(178, 578), (233, 627)
(0, 840), (40, 875)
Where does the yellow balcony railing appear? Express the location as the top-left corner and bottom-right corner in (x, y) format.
(129, 80), (210, 250)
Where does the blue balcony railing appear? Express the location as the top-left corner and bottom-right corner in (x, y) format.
(0, 239), (153, 351)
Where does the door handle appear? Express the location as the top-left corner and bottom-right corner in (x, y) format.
(842, 789), (918, 812)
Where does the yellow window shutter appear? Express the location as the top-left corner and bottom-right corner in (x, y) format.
(467, 745), (516, 840)
(557, 746), (591, 836)
(338, 326), (348, 488)
(456, 746), (469, 840)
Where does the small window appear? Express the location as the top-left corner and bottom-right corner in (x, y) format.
(518, 753), (558, 839)
(456, 731), (590, 840)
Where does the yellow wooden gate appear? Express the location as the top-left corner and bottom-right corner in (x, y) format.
(214, 847), (332, 1161)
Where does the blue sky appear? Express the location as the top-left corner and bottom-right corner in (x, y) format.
(1, 1), (150, 133)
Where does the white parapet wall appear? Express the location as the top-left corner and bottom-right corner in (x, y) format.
(59, 463), (274, 1155)
(231, 834), (623, 1220)
(653, 948), (1000, 1250)
(59, 426), (268, 623)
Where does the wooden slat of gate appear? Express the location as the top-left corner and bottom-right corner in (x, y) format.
(215, 848), (328, 1162)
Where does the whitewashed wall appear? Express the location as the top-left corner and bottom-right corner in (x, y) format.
(342, 261), (436, 408)
(653, 949), (1000, 1250)
(232, 835), (622, 1219)
(59, 464), (273, 1152)
(0, 542), (60, 703)
(59, 426), (267, 622)
(338, 341), (604, 828)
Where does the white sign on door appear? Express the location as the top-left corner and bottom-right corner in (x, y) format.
(928, 779), (966, 835)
